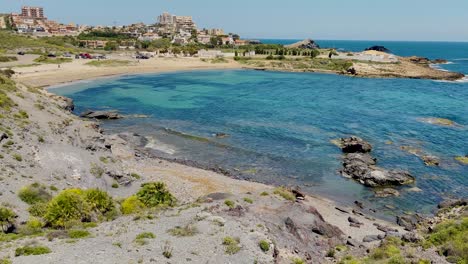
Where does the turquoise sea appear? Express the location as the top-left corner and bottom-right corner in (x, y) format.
(52, 41), (468, 218)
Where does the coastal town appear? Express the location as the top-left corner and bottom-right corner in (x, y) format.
(0, 4), (467, 264)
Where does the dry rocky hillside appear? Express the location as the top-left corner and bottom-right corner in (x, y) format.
(0, 71), (465, 264)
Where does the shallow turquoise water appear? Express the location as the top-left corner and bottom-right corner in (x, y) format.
(52, 44), (468, 218)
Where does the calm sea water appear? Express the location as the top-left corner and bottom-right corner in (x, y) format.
(52, 41), (468, 218)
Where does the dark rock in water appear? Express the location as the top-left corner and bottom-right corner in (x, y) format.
(336, 137), (373, 153)
(80, 110), (122, 120)
(354, 201), (364, 209)
(422, 155), (440, 166)
(364, 46), (391, 53)
(335, 207), (349, 214)
(285, 39), (320, 49)
(0, 133), (8, 143)
(374, 188), (400, 198)
(214, 133), (230, 139)
(431, 59), (448, 64)
(437, 199), (467, 209)
(336, 137), (414, 187)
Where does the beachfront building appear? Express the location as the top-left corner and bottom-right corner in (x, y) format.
(79, 40), (108, 49)
(197, 49), (224, 58)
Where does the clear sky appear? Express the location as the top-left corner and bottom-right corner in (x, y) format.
(2, 0), (468, 41)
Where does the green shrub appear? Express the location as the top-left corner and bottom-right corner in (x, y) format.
(28, 202), (48, 217)
(0, 207), (16, 232)
(83, 189), (117, 219)
(68, 229), (90, 239)
(90, 163), (104, 178)
(273, 187), (295, 201)
(0, 258), (11, 264)
(292, 258), (305, 264)
(111, 183), (119, 188)
(12, 154), (22, 162)
(19, 217), (43, 235)
(136, 182), (176, 207)
(424, 217), (467, 263)
(134, 232), (155, 246)
(168, 224), (198, 237)
(224, 200), (235, 208)
(18, 184), (52, 205)
(15, 245), (51, 256)
(13, 110), (28, 119)
(44, 189), (91, 228)
(260, 191), (269, 196)
(136, 232), (155, 240)
(121, 195), (146, 215)
(259, 240), (270, 252)
(130, 173), (141, 179)
(243, 197), (253, 204)
(223, 236), (241, 255)
(43, 188), (117, 228)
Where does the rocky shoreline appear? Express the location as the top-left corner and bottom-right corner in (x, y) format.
(1, 65), (466, 263)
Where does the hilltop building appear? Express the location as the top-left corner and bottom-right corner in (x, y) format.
(21, 6), (45, 19)
(10, 6), (78, 36)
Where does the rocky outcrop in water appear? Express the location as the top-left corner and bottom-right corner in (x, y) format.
(285, 39), (320, 49)
(80, 110), (123, 119)
(365, 46), (391, 53)
(335, 137), (414, 187)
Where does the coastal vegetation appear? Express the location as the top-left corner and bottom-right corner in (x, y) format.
(85, 59), (133, 67)
(33, 55), (72, 64)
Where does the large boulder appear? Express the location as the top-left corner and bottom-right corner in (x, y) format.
(335, 137), (373, 153)
(337, 137), (414, 187)
(80, 110), (122, 120)
(285, 39), (320, 49)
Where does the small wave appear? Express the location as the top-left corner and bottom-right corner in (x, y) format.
(144, 136), (177, 155)
(429, 64), (449, 72)
(456, 76), (468, 83)
(452, 58), (468, 61)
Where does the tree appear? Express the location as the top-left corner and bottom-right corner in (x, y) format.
(152, 38), (171, 49)
(232, 34), (240, 41)
(311, 49), (320, 58)
(235, 50), (238, 57)
(104, 41), (118, 51)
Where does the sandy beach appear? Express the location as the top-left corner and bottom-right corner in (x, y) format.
(12, 56), (243, 87)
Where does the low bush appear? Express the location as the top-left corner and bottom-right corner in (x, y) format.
(0, 207), (16, 233)
(84, 189), (117, 219)
(168, 224), (198, 237)
(44, 189), (91, 228)
(224, 200), (235, 208)
(259, 240), (270, 252)
(134, 232), (155, 246)
(18, 183), (52, 205)
(136, 182), (176, 207)
(15, 245), (51, 256)
(121, 195), (146, 215)
(273, 187), (295, 201)
(223, 236), (241, 255)
(19, 218), (43, 235)
(43, 188), (116, 228)
(68, 229), (90, 239)
(28, 202), (48, 217)
(424, 217), (467, 263)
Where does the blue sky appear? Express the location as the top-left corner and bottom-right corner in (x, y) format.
(2, 0), (468, 41)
